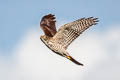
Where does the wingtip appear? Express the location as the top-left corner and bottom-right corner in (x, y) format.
(92, 17), (99, 25)
(42, 14), (56, 20)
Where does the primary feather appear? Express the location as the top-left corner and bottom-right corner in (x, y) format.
(53, 17), (98, 49)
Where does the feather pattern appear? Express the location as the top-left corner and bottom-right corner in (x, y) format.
(53, 17), (98, 49)
(40, 14), (99, 65)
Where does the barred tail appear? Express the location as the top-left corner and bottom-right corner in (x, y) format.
(66, 56), (84, 66)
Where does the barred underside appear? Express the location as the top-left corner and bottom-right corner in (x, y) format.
(53, 17), (98, 49)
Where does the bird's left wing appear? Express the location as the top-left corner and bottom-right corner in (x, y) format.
(40, 14), (57, 37)
(53, 17), (99, 49)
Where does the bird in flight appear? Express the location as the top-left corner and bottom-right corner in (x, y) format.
(40, 14), (99, 66)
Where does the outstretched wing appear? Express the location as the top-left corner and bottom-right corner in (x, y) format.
(40, 14), (57, 37)
(53, 17), (99, 49)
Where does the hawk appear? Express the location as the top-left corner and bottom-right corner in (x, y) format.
(40, 14), (99, 66)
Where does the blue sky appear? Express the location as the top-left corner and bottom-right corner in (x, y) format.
(0, 0), (120, 80)
(1, 0), (120, 55)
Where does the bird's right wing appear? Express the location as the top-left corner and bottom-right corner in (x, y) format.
(53, 17), (99, 49)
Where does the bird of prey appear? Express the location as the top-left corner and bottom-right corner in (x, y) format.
(40, 14), (99, 66)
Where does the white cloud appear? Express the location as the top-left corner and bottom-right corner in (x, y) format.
(0, 25), (120, 80)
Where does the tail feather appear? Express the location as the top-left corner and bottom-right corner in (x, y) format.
(66, 56), (84, 66)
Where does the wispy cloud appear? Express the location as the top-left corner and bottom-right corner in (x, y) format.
(0, 25), (120, 80)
